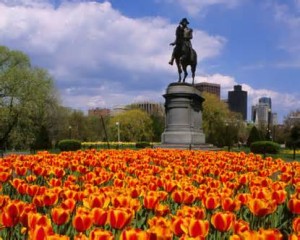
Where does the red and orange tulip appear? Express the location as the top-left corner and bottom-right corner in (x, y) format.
(73, 212), (93, 233)
(89, 229), (114, 240)
(221, 197), (241, 212)
(107, 208), (133, 230)
(293, 217), (300, 233)
(248, 197), (277, 217)
(172, 190), (196, 205)
(0, 202), (19, 227)
(51, 207), (70, 226)
(143, 194), (160, 210)
(202, 194), (220, 210)
(181, 218), (209, 238)
(92, 208), (108, 227)
(120, 228), (148, 240)
(289, 198), (300, 215)
(211, 211), (235, 232)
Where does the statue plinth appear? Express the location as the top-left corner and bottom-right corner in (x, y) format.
(159, 82), (208, 149)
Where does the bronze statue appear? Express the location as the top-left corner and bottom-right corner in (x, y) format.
(169, 18), (197, 84)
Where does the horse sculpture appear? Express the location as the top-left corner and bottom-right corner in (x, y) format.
(174, 48), (197, 85)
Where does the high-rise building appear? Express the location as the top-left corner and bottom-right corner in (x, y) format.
(252, 97), (272, 126)
(194, 82), (221, 99)
(227, 85), (248, 120)
(259, 97), (272, 109)
(88, 108), (111, 117)
(129, 102), (164, 116)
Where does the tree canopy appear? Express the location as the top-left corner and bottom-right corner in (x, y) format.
(109, 109), (153, 142)
(0, 46), (59, 150)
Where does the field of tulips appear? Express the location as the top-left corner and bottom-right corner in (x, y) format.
(0, 149), (300, 239)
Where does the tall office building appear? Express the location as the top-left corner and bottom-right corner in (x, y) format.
(194, 82), (221, 99)
(228, 85), (248, 120)
(259, 97), (272, 109)
(252, 97), (272, 126)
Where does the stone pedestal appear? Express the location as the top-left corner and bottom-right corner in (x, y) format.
(160, 82), (207, 149)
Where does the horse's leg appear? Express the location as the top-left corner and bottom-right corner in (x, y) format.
(176, 59), (182, 82)
(182, 65), (188, 83)
(191, 64), (196, 85)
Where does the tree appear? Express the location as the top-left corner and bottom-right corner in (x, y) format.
(108, 109), (153, 142)
(247, 126), (263, 147)
(0, 46), (59, 150)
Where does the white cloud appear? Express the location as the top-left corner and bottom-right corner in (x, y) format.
(0, 1), (225, 111)
(194, 73), (300, 122)
(174, 0), (242, 15)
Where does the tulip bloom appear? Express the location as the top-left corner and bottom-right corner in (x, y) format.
(73, 212), (93, 233)
(107, 208), (133, 230)
(51, 207), (70, 225)
(155, 204), (170, 217)
(15, 166), (27, 176)
(61, 198), (76, 212)
(221, 197), (241, 212)
(92, 208), (108, 226)
(258, 228), (283, 239)
(202, 194), (220, 210)
(143, 194), (160, 210)
(172, 190), (196, 205)
(211, 212), (235, 232)
(272, 190), (287, 205)
(293, 217), (300, 233)
(83, 194), (110, 209)
(187, 219), (210, 238)
(248, 198), (277, 217)
(43, 191), (59, 207)
(1, 202), (19, 227)
(28, 226), (53, 240)
(0, 171), (11, 182)
(147, 226), (173, 240)
(233, 219), (250, 235)
(89, 229), (113, 240)
(288, 198), (300, 215)
(171, 216), (186, 237)
(120, 228), (148, 240)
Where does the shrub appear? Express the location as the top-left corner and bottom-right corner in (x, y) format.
(250, 141), (280, 154)
(58, 139), (81, 152)
(135, 142), (151, 149)
(247, 126), (263, 147)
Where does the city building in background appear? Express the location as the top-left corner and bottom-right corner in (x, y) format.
(88, 108), (111, 117)
(289, 112), (300, 125)
(259, 97), (272, 109)
(252, 97), (277, 127)
(88, 102), (164, 117)
(227, 85), (248, 120)
(194, 82), (221, 99)
(129, 102), (164, 116)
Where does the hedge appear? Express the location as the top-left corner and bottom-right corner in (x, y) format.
(250, 141), (280, 154)
(57, 139), (81, 152)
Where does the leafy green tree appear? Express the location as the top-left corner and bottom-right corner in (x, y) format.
(0, 46), (59, 150)
(247, 126), (263, 147)
(150, 114), (165, 142)
(202, 92), (230, 146)
(109, 109), (153, 142)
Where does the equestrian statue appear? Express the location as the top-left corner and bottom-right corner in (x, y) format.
(169, 18), (197, 84)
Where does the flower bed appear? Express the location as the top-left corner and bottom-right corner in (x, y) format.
(0, 149), (299, 239)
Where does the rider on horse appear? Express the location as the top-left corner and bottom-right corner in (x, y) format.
(169, 18), (193, 65)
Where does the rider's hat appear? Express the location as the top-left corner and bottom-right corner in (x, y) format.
(180, 18), (189, 25)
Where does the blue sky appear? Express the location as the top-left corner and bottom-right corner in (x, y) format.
(0, 0), (299, 123)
